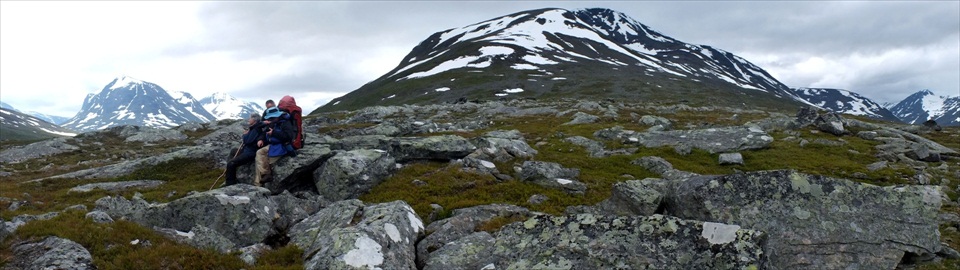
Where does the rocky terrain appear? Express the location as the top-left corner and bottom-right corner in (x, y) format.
(1, 99), (959, 269)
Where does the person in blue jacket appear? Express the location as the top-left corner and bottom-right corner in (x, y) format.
(254, 107), (296, 185)
(225, 113), (266, 186)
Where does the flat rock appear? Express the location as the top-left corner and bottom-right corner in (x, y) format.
(69, 180), (165, 193)
(518, 161), (586, 194)
(718, 153), (744, 165)
(385, 135), (476, 162)
(425, 214), (765, 270)
(125, 127), (187, 143)
(562, 111), (599, 125)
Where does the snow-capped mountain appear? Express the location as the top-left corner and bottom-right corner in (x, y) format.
(887, 90), (960, 126)
(0, 101), (19, 112)
(27, 112), (70, 125)
(318, 8), (809, 112)
(61, 76), (218, 132)
(1, 108), (76, 141)
(198, 92), (266, 120)
(789, 88), (900, 122)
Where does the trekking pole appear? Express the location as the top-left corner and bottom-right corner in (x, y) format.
(209, 143), (245, 191)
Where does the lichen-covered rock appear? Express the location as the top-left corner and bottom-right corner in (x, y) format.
(563, 136), (606, 157)
(69, 180), (165, 193)
(631, 156), (700, 181)
(639, 115), (672, 128)
(718, 152), (744, 165)
(94, 195), (151, 223)
(425, 214), (765, 270)
(46, 144), (226, 179)
(417, 204), (533, 267)
(3, 237), (95, 270)
(333, 135), (390, 151)
(562, 111), (599, 125)
(313, 149), (396, 201)
(239, 243), (271, 265)
(0, 138), (78, 164)
(518, 161), (587, 194)
(595, 179), (663, 216)
(290, 200), (425, 270)
(385, 135), (476, 162)
(270, 191), (326, 231)
(660, 170), (942, 269)
(795, 106), (819, 127)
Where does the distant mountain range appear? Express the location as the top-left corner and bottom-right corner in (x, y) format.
(316, 7), (812, 113)
(59, 76), (263, 133)
(0, 108), (76, 141)
(887, 89), (960, 126)
(789, 88), (900, 122)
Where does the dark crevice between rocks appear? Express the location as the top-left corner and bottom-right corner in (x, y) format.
(898, 250), (938, 267)
(263, 230), (291, 249)
(267, 152), (337, 195)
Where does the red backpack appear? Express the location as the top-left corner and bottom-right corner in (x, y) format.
(278, 95), (304, 149)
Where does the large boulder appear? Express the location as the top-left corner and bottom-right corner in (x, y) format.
(3, 236), (95, 270)
(0, 138), (79, 164)
(659, 170), (942, 269)
(518, 161), (587, 194)
(290, 200), (425, 270)
(814, 112), (846, 136)
(95, 185), (280, 248)
(631, 156), (700, 181)
(594, 179), (664, 216)
(385, 135), (476, 162)
(424, 214), (766, 270)
(313, 149), (397, 201)
(416, 204), (534, 267)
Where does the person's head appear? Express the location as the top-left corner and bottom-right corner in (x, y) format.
(264, 107), (283, 120)
(265, 100), (276, 109)
(248, 113), (261, 126)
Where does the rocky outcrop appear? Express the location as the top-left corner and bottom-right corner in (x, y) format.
(416, 204), (534, 267)
(631, 156), (700, 181)
(3, 236), (95, 270)
(289, 200), (424, 270)
(518, 161), (587, 194)
(69, 180), (165, 193)
(424, 214), (766, 269)
(44, 143), (226, 180)
(124, 127), (187, 143)
(656, 170), (942, 269)
(237, 144), (336, 194)
(0, 138), (79, 164)
(313, 149), (397, 201)
(814, 112), (847, 136)
(562, 111), (600, 125)
(469, 130), (538, 162)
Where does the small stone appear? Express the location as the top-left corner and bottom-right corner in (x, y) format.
(527, 194), (549, 205)
(412, 179), (427, 187)
(85, 211), (114, 224)
(428, 204), (444, 224)
(938, 244), (960, 259)
(673, 144), (692, 156)
(851, 172), (868, 179)
(866, 161), (887, 172)
(718, 153), (744, 165)
(65, 204), (88, 212)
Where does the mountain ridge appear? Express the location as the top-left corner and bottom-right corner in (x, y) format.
(887, 89), (959, 126)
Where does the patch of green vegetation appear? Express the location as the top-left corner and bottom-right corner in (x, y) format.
(0, 209), (303, 270)
(475, 215), (530, 233)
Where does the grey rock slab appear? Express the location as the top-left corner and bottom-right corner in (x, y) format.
(814, 112), (846, 136)
(562, 111), (600, 125)
(425, 214), (765, 270)
(639, 115), (672, 127)
(595, 179), (664, 216)
(69, 180), (165, 193)
(0, 138), (78, 164)
(563, 136), (606, 157)
(3, 236), (95, 270)
(417, 204), (533, 267)
(607, 126), (774, 154)
(44, 144), (225, 180)
(237, 144), (335, 194)
(125, 128), (188, 143)
(470, 136), (538, 162)
(631, 156), (700, 181)
(385, 135), (476, 162)
(718, 152), (744, 165)
(313, 149), (396, 201)
(659, 170), (942, 269)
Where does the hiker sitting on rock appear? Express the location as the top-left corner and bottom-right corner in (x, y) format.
(225, 113), (266, 186)
(254, 107), (296, 186)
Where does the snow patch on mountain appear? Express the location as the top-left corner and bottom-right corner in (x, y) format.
(888, 89), (959, 125)
(790, 88), (900, 122)
(198, 92), (265, 120)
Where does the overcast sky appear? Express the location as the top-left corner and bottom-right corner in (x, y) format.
(1, 1), (957, 117)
